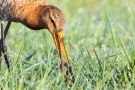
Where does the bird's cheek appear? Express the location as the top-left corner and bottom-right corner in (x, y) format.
(45, 21), (51, 31)
(49, 27), (55, 34)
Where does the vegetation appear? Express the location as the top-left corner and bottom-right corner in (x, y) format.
(0, 0), (135, 89)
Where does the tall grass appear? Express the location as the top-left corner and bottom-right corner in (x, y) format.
(0, 0), (135, 89)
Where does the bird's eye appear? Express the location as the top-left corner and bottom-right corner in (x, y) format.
(51, 18), (55, 24)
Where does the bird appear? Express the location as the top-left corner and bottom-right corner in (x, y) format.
(0, 0), (74, 84)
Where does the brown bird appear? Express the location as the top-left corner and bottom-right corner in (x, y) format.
(0, 0), (74, 84)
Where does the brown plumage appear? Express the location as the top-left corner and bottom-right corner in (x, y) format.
(0, 0), (74, 85)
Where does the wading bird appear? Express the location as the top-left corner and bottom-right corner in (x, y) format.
(0, 0), (74, 84)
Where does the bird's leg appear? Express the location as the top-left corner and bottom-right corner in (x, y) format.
(4, 22), (11, 40)
(0, 47), (2, 69)
(1, 21), (11, 71)
(0, 21), (2, 69)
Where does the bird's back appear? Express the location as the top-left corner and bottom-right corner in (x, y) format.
(0, 0), (48, 21)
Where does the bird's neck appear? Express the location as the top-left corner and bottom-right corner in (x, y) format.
(19, 5), (48, 30)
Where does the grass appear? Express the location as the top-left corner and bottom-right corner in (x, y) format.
(0, 0), (135, 89)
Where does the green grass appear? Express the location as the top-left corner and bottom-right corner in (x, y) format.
(0, 0), (135, 89)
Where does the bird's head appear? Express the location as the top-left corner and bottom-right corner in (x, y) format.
(41, 5), (65, 34)
(41, 5), (69, 64)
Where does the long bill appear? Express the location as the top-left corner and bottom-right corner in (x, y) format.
(52, 31), (75, 83)
(52, 31), (69, 65)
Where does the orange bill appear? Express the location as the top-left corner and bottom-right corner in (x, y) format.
(52, 31), (69, 65)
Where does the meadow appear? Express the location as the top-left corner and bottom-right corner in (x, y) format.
(0, 0), (135, 89)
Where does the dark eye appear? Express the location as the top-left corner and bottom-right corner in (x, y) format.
(51, 18), (56, 27)
(51, 18), (55, 24)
